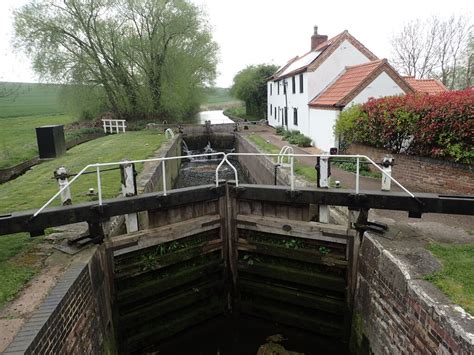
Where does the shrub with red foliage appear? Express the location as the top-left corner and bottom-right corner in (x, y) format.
(352, 89), (474, 164)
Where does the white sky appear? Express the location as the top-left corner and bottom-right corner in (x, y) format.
(0, 0), (472, 87)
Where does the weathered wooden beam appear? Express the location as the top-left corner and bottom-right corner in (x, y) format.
(240, 279), (346, 315)
(115, 240), (222, 279)
(124, 302), (225, 353)
(108, 214), (221, 255)
(232, 184), (474, 216)
(236, 214), (351, 244)
(117, 259), (222, 305)
(238, 239), (347, 268)
(0, 184), (224, 236)
(238, 262), (346, 292)
(119, 279), (223, 327)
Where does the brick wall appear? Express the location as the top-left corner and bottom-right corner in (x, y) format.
(4, 247), (114, 354)
(353, 234), (474, 354)
(346, 143), (474, 195)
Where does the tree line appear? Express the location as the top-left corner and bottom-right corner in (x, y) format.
(391, 15), (472, 90)
(14, 0), (218, 121)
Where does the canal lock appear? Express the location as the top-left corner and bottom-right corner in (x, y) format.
(111, 133), (355, 354)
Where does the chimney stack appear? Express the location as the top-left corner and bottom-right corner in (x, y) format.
(311, 25), (328, 51)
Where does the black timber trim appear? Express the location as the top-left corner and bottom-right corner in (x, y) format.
(230, 184), (474, 216)
(0, 184), (225, 236)
(0, 183), (473, 237)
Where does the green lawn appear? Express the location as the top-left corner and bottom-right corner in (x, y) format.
(224, 106), (261, 121)
(0, 82), (64, 118)
(0, 131), (166, 309)
(246, 134), (317, 182)
(426, 244), (474, 315)
(0, 114), (77, 169)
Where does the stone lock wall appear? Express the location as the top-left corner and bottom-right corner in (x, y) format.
(353, 234), (474, 355)
(3, 247), (115, 355)
(346, 143), (474, 195)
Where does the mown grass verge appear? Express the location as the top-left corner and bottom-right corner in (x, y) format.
(223, 106), (261, 121)
(246, 134), (317, 183)
(425, 243), (474, 315)
(0, 131), (166, 310)
(0, 114), (77, 168)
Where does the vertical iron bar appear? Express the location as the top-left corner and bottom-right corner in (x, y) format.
(162, 160), (167, 196)
(356, 156), (360, 194)
(290, 156), (295, 191)
(97, 166), (102, 205)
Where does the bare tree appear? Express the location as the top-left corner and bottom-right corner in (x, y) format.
(391, 15), (472, 89)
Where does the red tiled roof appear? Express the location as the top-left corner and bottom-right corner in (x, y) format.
(403, 77), (447, 95)
(309, 60), (386, 107)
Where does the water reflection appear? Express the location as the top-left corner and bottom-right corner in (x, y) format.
(196, 110), (234, 124)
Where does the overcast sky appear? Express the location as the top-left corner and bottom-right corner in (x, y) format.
(0, 0), (472, 87)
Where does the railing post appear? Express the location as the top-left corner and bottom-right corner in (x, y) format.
(356, 156), (360, 194)
(318, 156), (330, 223)
(120, 161), (138, 233)
(319, 156), (329, 188)
(290, 156), (295, 191)
(162, 160), (167, 196)
(381, 156), (394, 191)
(54, 167), (72, 205)
(96, 166), (102, 206)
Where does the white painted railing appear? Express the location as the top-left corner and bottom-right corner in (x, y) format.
(102, 119), (127, 134)
(277, 146), (294, 166)
(33, 152), (229, 217)
(216, 153), (415, 198)
(34, 152), (414, 217)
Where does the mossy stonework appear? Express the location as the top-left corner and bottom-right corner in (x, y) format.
(353, 234), (474, 354)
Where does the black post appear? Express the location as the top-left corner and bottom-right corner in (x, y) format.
(284, 79), (289, 130)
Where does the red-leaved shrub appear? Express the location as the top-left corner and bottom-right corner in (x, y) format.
(340, 89), (474, 164)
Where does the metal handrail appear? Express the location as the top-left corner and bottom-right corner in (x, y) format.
(277, 146), (293, 166)
(221, 153), (415, 198)
(34, 152), (414, 218)
(33, 152), (225, 217)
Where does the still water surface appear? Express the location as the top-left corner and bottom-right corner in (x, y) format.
(196, 110), (234, 124)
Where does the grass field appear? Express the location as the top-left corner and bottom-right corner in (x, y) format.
(0, 132), (166, 308)
(0, 82), (64, 118)
(0, 114), (77, 169)
(426, 244), (474, 315)
(246, 134), (317, 182)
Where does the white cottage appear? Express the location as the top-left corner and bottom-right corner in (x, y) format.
(267, 27), (416, 152)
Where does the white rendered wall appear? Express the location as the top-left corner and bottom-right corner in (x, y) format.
(267, 74), (311, 138)
(347, 71), (405, 106)
(307, 39), (372, 100)
(308, 109), (339, 152)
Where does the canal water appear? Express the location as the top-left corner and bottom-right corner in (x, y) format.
(155, 314), (348, 354)
(196, 110), (234, 124)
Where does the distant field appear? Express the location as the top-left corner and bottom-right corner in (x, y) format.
(0, 82), (64, 118)
(202, 87), (240, 107)
(0, 114), (76, 169)
(0, 132), (165, 309)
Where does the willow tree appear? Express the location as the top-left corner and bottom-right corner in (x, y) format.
(14, 0), (218, 120)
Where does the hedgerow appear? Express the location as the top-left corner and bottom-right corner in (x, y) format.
(335, 89), (474, 164)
